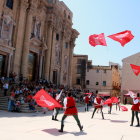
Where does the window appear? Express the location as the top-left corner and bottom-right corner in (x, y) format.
(96, 90), (98, 93)
(56, 34), (59, 40)
(96, 70), (99, 73)
(6, 0), (13, 10)
(76, 79), (80, 85)
(63, 73), (66, 82)
(65, 43), (68, 49)
(104, 70), (106, 73)
(96, 82), (99, 85)
(87, 69), (89, 72)
(68, 15), (71, 20)
(77, 68), (81, 74)
(103, 81), (106, 86)
(77, 59), (81, 64)
(86, 80), (89, 85)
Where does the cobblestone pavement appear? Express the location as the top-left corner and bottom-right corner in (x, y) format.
(0, 105), (140, 140)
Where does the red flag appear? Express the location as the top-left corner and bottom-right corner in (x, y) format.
(33, 89), (62, 110)
(111, 97), (119, 103)
(89, 33), (107, 47)
(119, 105), (128, 111)
(102, 98), (112, 105)
(108, 30), (134, 46)
(130, 64), (140, 76)
(102, 97), (118, 105)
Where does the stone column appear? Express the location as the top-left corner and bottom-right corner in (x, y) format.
(68, 45), (74, 88)
(44, 22), (53, 80)
(60, 33), (65, 85)
(13, 1), (29, 76)
(35, 53), (39, 81)
(39, 55), (43, 79)
(49, 30), (56, 82)
(0, 0), (4, 18)
(4, 55), (8, 76)
(21, 5), (35, 78)
(7, 54), (12, 77)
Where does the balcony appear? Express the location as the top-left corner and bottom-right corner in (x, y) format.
(112, 86), (121, 90)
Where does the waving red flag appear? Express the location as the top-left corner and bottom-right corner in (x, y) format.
(102, 98), (112, 105)
(119, 105), (128, 111)
(111, 97), (119, 103)
(89, 33), (107, 47)
(33, 89), (62, 110)
(108, 30), (134, 46)
(102, 97), (119, 105)
(130, 64), (140, 76)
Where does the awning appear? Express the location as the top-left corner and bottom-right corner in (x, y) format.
(99, 94), (110, 97)
(124, 91), (135, 97)
(98, 92), (110, 97)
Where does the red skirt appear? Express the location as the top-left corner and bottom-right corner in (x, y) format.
(107, 103), (112, 107)
(64, 107), (78, 116)
(131, 104), (139, 111)
(85, 101), (89, 104)
(94, 105), (102, 108)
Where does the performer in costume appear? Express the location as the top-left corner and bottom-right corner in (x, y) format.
(91, 94), (104, 119)
(52, 89), (63, 121)
(127, 89), (140, 127)
(107, 98), (112, 114)
(58, 92), (83, 132)
(116, 96), (120, 111)
(83, 94), (91, 111)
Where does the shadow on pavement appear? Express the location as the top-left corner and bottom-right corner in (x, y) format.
(42, 128), (69, 136)
(42, 128), (87, 136)
(110, 120), (128, 123)
(70, 131), (87, 136)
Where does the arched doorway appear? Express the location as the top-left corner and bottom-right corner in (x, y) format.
(53, 70), (57, 85)
(27, 52), (36, 81)
(0, 54), (6, 77)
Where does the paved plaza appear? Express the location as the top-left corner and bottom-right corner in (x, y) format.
(0, 105), (140, 140)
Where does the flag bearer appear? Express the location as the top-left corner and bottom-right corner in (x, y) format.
(52, 89), (63, 121)
(127, 89), (140, 127)
(91, 94), (104, 119)
(58, 92), (83, 132)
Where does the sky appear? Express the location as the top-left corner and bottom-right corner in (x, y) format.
(62, 0), (140, 66)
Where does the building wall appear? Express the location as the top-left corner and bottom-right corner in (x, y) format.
(109, 61), (122, 86)
(0, 0), (79, 87)
(121, 52), (140, 103)
(86, 66), (119, 96)
(72, 55), (88, 89)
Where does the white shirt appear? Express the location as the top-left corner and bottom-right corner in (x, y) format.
(83, 95), (91, 100)
(94, 97), (103, 105)
(63, 97), (67, 108)
(129, 91), (139, 104)
(56, 91), (62, 101)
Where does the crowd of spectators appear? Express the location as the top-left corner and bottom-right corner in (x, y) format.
(0, 72), (98, 113)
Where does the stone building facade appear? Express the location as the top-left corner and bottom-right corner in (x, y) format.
(86, 65), (120, 97)
(0, 0), (79, 87)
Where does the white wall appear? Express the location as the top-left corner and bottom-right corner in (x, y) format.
(86, 69), (112, 93)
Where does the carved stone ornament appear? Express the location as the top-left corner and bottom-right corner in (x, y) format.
(20, 0), (29, 11)
(54, 43), (60, 66)
(31, 16), (41, 39)
(2, 12), (16, 25)
(30, 37), (47, 53)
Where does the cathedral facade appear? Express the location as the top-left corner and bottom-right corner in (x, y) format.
(0, 0), (79, 87)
